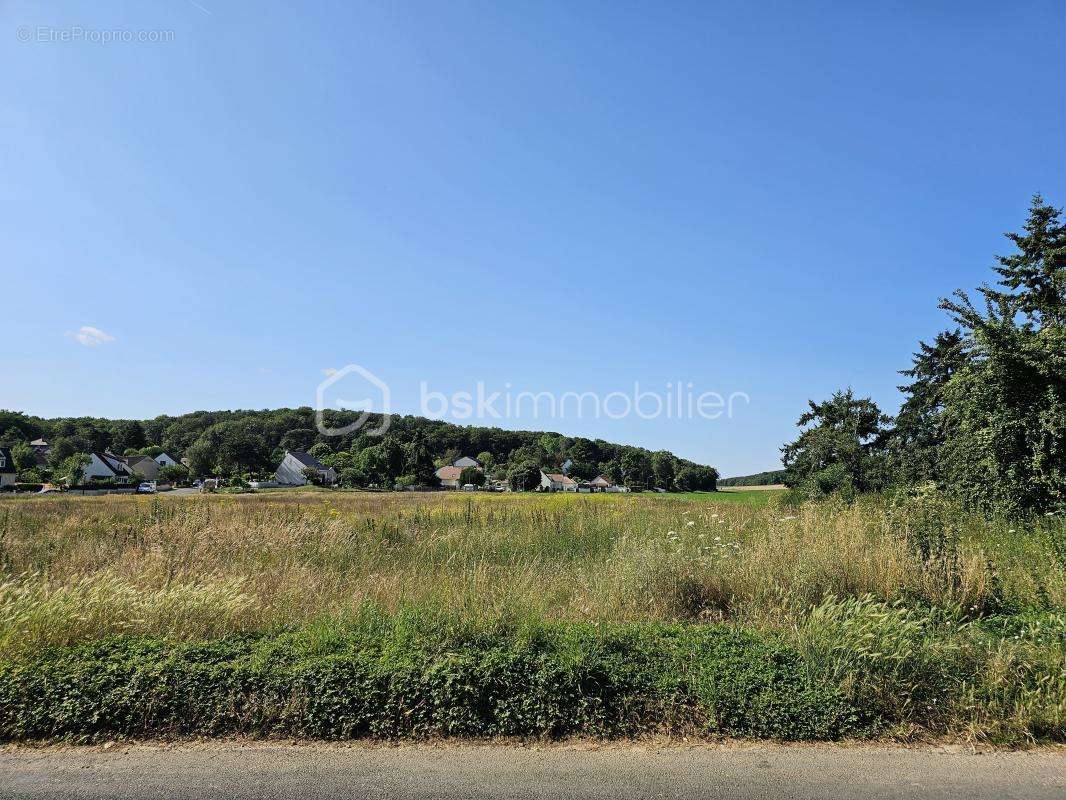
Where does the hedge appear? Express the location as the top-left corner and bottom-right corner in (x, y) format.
(0, 618), (858, 742)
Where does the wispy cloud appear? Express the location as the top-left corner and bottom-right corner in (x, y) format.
(68, 326), (116, 347)
(322, 368), (338, 377)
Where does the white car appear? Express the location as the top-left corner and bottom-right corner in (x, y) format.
(136, 482), (157, 494)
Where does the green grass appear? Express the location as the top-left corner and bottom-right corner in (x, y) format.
(0, 490), (1061, 743)
(668, 489), (784, 506)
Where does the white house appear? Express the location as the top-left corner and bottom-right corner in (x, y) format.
(275, 451), (337, 486)
(81, 452), (135, 484)
(452, 456), (480, 468)
(0, 447), (16, 488)
(589, 475), (614, 491)
(540, 471), (578, 492)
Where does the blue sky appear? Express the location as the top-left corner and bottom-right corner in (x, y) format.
(2, 1), (1064, 476)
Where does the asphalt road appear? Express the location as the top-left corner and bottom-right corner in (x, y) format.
(1, 742), (1062, 800)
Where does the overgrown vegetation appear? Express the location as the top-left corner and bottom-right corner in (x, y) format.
(783, 196), (1064, 514)
(0, 491), (1061, 743)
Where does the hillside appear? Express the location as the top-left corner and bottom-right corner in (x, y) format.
(718, 469), (787, 487)
(0, 408), (718, 491)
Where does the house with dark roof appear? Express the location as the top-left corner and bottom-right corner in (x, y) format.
(452, 456), (480, 469)
(0, 447), (16, 488)
(275, 451), (337, 486)
(81, 452), (135, 484)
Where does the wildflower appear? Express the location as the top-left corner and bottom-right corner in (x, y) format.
(686, 520), (695, 526)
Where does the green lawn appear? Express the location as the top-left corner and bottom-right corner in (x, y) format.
(667, 489), (785, 506)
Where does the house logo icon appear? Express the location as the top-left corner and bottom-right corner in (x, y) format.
(316, 364), (391, 437)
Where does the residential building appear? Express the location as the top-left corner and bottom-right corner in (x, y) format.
(452, 456), (480, 468)
(540, 471), (578, 492)
(81, 452), (135, 484)
(435, 465), (463, 489)
(0, 447), (16, 487)
(124, 454), (161, 480)
(589, 475), (614, 491)
(275, 451), (337, 486)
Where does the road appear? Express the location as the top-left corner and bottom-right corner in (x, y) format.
(0, 742), (1062, 799)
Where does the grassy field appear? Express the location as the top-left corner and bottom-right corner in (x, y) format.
(0, 490), (1062, 743)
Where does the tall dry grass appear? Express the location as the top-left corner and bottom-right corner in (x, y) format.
(0, 490), (1061, 654)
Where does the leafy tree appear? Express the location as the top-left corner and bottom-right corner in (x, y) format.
(508, 461), (542, 492)
(157, 464), (190, 485)
(47, 437), (79, 469)
(108, 420), (146, 454)
(620, 451), (653, 489)
(307, 442), (332, 460)
(404, 441), (439, 487)
(929, 196), (1065, 513)
(781, 389), (890, 497)
(55, 453), (90, 485)
(887, 330), (968, 484)
(10, 442), (37, 476)
(279, 428), (318, 453)
(651, 451), (676, 490)
(476, 451), (495, 471)
(186, 420), (271, 477)
(459, 465), (485, 487)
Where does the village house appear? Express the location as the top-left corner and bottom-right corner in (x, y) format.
(81, 452), (135, 484)
(540, 471), (578, 492)
(0, 447), (16, 488)
(435, 465), (463, 489)
(589, 475), (614, 491)
(275, 451), (337, 486)
(452, 456), (480, 468)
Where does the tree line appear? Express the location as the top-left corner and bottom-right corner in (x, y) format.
(0, 408), (718, 492)
(781, 196), (1064, 514)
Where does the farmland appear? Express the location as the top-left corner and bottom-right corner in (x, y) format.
(0, 490), (1062, 743)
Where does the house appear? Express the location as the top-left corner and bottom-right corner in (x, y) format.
(81, 452), (135, 484)
(125, 452), (181, 480)
(452, 456), (480, 469)
(123, 454), (161, 480)
(0, 447), (16, 488)
(589, 475), (614, 492)
(435, 465), (463, 489)
(540, 471), (578, 492)
(275, 450), (337, 486)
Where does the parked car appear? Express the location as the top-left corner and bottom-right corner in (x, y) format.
(136, 482), (157, 494)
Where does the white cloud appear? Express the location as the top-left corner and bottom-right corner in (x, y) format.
(322, 368), (338, 376)
(68, 326), (116, 347)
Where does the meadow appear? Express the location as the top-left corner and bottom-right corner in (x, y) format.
(0, 490), (1062, 743)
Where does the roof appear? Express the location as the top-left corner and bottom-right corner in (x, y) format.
(436, 465), (463, 481)
(286, 450), (328, 471)
(92, 452), (132, 476)
(30, 438), (49, 447)
(0, 447), (14, 474)
(452, 456), (480, 467)
(542, 472), (577, 485)
(590, 475), (613, 486)
(124, 455), (156, 468)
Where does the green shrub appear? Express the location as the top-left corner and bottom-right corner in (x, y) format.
(0, 614), (854, 742)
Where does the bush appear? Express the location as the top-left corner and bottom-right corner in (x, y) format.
(0, 615), (855, 742)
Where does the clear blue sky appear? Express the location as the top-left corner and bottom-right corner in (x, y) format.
(3, 1), (1063, 475)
